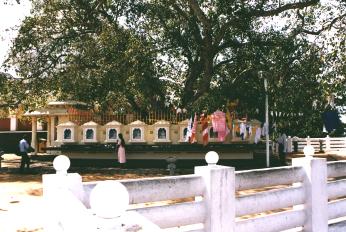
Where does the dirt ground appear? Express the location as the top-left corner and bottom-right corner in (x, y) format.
(1, 152), (341, 232)
(0, 154), (176, 232)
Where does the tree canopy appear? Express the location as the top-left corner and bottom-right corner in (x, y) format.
(2, 0), (346, 135)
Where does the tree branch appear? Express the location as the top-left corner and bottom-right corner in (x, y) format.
(170, 2), (203, 44)
(187, 0), (212, 33)
(214, 58), (235, 70)
(155, 11), (194, 63)
(253, 0), (319, 17)
(214, 19), (239, 47)
(297, 11), (346, 35)
(217, 39), (247, 52)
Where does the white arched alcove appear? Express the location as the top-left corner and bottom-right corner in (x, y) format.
(56, 121), (77, 143)
(129, 120), (147, 143)
(153, 120), (171, 143)
(81, 121), (99, 143)
(104, 120), (122, 143)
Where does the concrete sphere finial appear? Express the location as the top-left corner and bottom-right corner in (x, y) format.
(90, 181), (129, 219)
(53, 155), (71, 175)
(205, 151), (219, 165)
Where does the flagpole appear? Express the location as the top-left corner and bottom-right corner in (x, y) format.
(264, 76), (270, 168)
(260, 71), (270, 167)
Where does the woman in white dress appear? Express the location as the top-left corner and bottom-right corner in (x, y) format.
(117, 133), (126, 167)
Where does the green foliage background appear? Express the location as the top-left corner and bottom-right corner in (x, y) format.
(1, 0), (346, 137)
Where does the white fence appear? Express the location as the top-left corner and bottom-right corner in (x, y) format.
(43, 154), (346, 232)
(284, 136), (346, 153)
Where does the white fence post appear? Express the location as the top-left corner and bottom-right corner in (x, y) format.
(326, 135), (331, 151)
(287, 136), (292, 153)
(306, 136), (311, 146)
(42, 155), (87, 231)
(292, 157), (328, 232)
(195, 165), (235, 232)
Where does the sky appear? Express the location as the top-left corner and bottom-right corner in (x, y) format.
(0, 0), (31, 71)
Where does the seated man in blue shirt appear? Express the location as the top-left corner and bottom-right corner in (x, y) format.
(19, 135), (31, 173)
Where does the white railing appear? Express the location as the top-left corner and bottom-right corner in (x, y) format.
(286, 136), (346, 153)
(43, 153), (346, 232)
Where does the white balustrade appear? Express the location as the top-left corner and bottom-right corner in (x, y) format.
(135, 201), (205, 228)
(236, 209), (306, 232)
(235, 166), (304, 190)
(329, 199), (346, 220)
(327, 161), (346, 178)
(292, 136), (346, 152)
(235, 186), (305, 217)
(43, 149), (346, 232)
(328, 180), (346, 200)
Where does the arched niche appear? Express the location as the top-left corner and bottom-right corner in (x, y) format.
(56, 121), (77, 143)
(129, 120), (147, 143)
(153, 120), (171, 143)
(104, 120), (122, 143)
(208, 125), (220, 142)
(81, 121), (99, 143)
(178, 119), (189, 143)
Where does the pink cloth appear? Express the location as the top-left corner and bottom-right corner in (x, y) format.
(117, 141), (126, 163)
(211, 110), (228, 142)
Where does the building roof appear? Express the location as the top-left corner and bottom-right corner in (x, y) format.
(129, 120), (146, 125)
(82, 121), (99, 127)
(48, 101), (88, 107)
(105, 120), (122, 126)
(56, 121), (77, 127)
(24, 108), (68, 116)
(154, 120), (171, 125)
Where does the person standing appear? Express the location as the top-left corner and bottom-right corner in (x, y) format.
(240, 121), (246, 140)
(117, 133), (126, 167)
(254, 127), (262, 144)
(277, 132), (287, 165)
(19, 135), (31, 173)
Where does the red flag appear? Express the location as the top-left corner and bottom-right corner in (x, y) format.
(201, 113), (209, 146)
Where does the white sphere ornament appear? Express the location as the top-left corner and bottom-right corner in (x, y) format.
(205, 151), (219, 165)
(90, 181), (129, 219)
(53, 155), (71, 175)
(303, 145), (315, 157)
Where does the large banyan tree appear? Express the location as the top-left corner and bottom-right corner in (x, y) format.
(3, 0), (346, 121)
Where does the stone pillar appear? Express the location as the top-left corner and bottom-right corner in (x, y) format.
(195, 165), (235, 232)
(50, 117), (57, 145)
(10, 115), (17, 131)
(326, 135), (331, 151)
(306, 136), (311, 146)
(46, 117), (51, 147)
(292, 157), (328, 232)
(31, 117), (37, 155)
